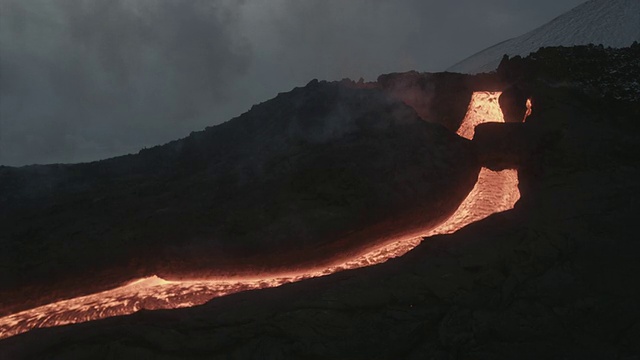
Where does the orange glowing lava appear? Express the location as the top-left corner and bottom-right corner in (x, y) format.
(0, 92), (520, 340)
(524, 98), (533, 122)
(456, 91), (504, 138)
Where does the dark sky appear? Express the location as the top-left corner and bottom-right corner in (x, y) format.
(0, 0), (585, 166)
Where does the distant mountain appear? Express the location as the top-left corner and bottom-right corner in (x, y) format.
(449, 0), (640, 74)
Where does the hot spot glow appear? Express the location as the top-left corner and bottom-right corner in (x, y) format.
(0, 91), (521, 340)
(456, 91), (503, 139)
(524, 98), (533, 122)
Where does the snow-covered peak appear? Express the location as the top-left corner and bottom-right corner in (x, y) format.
(448, 0), (640, 74)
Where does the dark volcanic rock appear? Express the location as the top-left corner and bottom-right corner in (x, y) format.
(498, 84), (530, 123)
(498, 43), (640, 103)
(472, 122), (538, 170)
(0, 80), (480, 315)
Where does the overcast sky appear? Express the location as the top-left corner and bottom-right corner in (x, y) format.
(0, 0), (585, 166)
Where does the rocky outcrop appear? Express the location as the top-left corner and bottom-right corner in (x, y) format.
(0, 80), (480, 316)
(498, 84), (530, 123)
(473, 122), (527, 170)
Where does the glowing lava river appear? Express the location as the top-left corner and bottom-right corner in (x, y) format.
(0, 91), (520, 340)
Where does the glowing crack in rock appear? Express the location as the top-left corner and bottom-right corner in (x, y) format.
(524, 98), (533, 122)
(0, 91), (520, 340)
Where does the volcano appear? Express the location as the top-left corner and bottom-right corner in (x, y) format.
(449, 0), (640, 74)
(1, 44), (639, 358)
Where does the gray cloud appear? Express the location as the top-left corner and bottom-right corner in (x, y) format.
(240, 0), (586, 82)
(1, 0), (250, 165)
(0, 0), (585, 165)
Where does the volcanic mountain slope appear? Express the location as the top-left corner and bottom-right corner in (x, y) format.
(0, 79), (482, 316)
(449, 0), (640, 74)
(3, 45), (638, 359)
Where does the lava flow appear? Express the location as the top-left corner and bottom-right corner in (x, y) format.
(0, 91), (520, 340)
(524, 98), (533, 122)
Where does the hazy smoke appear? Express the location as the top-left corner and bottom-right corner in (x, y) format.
(0, 0), (585, 165)
(0, 0), (250, 165)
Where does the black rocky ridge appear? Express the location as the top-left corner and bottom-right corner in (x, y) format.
(1, 77), (481, 316)
(2, 44), (640, 359)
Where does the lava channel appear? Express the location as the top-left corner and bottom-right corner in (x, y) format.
(0, 91), (520, 340)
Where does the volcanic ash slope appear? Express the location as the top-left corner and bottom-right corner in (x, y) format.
(449, 0), (640, 74)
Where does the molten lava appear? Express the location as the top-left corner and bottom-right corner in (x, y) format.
(456, 91), (504, 138)
(0, 91), (520, 340)
(524, 98), (533, 122)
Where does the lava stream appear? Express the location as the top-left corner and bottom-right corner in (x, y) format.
(0, 91), (519, 340)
